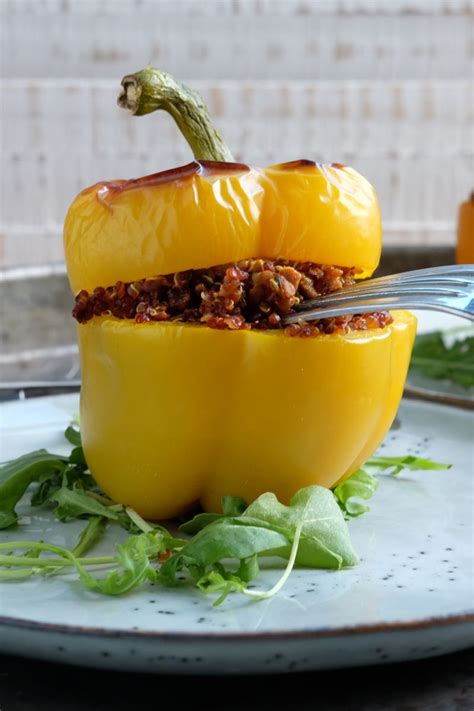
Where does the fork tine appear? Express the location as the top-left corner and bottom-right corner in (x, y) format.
(283, 264), (474, 324)
(283, 290), (474, 324)
(295, 285), (470, 310)
(284, 299), (474, 323)
(343, 268), (474, 293)
(344, 276), (474, 292)
(371, 265), (474, 280)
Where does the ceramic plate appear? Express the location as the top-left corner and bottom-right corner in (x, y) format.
(0, 393), (473, 674)
(405, 311), (474, 408)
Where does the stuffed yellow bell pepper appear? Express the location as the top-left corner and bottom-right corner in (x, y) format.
(456, 191), (474, 264)
(64, 68), (416, 519)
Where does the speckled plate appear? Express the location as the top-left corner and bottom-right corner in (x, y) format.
(405, 311), (474, 408)
(0, 393), (473, 674)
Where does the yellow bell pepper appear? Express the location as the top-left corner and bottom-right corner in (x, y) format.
(456, 191), (474, 264)
(64, 68), (416, 520)
(65, 159), (382, 294)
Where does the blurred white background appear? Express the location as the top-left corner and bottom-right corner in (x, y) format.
(1, 0), (473, 270)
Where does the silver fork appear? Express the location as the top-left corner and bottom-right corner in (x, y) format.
(282, 265), (474, 324)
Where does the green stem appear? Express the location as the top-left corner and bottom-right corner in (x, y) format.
(84, 490), (116, 506)
(118, 66), (234, 162)
(0, 541), (115, 579)
(0, 553), (115, 568)
(0, 569), (34, 580)
(243, 521), (304, 601)
(125, 506), (154, 533)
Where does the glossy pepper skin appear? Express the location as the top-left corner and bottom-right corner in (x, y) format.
(456, 191), (474, 264)
(78, 313), (415, 519)
(64, 159), (382, 294)
(63, 67), (417, 519)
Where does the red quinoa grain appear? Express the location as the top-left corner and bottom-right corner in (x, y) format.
(72, 259), (392, 336)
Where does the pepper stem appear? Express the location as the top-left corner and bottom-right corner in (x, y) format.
(118, 67), (234, 162)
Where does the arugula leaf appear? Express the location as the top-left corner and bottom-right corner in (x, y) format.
(159, 520), (288, 589)
(179, 512), (223, 535)
(365, 455), (451, 476)
(0, 423), (107, 530)
(77, 532), (165, 595)
(410, 330), (474, 388)
(178, 520), (289, 568)
(198, 522), (305, 605)
(222, 496), (247, 517)
(237, 554), (259, 583)
(180, 495), (247, 534)
(0, 531), (178, 593)
(332, 455), (450, 518)
(49, 488), (120, 521)
(196, 569), (248, 605)
(0, 450), (67, 529)
(30, 471), (64, 506)
(243, 486), (359, 569)
(69, 446), (87, 468)
(166, 485), (358, 598)
(72, 516), (107, 557)
(64, 425), (82, 447)
(0, 415), (452, 604)
(333, 469), (379, 518)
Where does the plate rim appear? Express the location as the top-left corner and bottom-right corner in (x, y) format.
(1, 610), (473, 642)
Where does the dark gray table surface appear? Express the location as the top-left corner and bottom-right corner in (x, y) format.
(0, 648), (473, 710)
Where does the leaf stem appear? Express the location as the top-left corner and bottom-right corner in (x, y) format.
(243, 522), (304, 601)
(125, 506), (154, 533)
(0, 553), (115, 568)
(84, 490), (117, 506)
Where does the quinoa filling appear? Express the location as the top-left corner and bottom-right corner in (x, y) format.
(72, 259), (392, 336)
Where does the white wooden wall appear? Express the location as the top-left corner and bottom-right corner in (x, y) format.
(1, 0), (473, 269)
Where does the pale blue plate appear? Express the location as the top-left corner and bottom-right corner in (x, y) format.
(0, 393), (472, 673)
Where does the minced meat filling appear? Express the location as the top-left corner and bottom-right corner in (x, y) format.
(72, 259), (393, 336)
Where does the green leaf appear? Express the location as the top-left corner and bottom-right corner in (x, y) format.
(115, 507), (185, 551)
(159, 519), (289, 590)
(197, 521), (306, 605)
(237, 554), (259, 583)
(333, 469), (379, 518)
(242, 520), (305, 601)
(197, 569), (248, 606)
(222, 496), (247, 517)
(179, 512), (222, 535)
(166, 485), (358, 602)
(30, 472), (63, 506)
(365, 455), (451, 476)
(72, 516), (107, 557)
(0, 533), (169, 595)
(64, 425), (82, 447)
(157, 553), (202, 586)
(243, 486), (359, 569)
(177, 520), (289, 568)
(78, 532), (165, 595)
(179, 495), (247, 534)
(0, 412), (451, 603)
(69, 446), (87, 468)
(0, 450), (67, 529)
(410, 330), (474, 388)
(49, 488), (120, 521)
